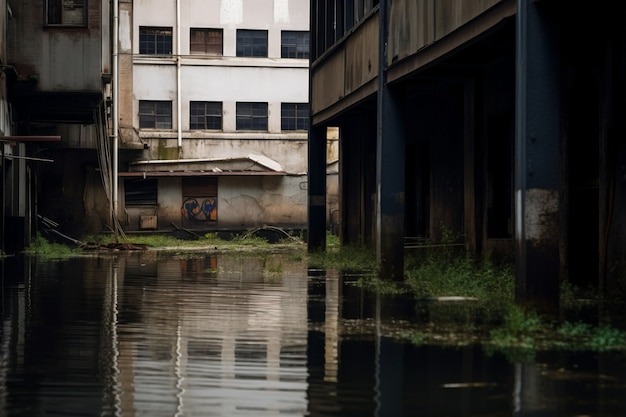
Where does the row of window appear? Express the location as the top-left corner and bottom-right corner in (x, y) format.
(139, 101), (309, 131)
(140, 27), (309, 59)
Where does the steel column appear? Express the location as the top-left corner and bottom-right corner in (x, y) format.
(308, 124), (327, 251)
(376, 0), (405, 280)
(515, 0), (560, 313)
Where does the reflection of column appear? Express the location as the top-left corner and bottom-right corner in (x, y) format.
(119, 337), (136, 417)
(222, 335), (235, 381)
(324, 274), (340, 382)
(513, 363), (555, 416)
(114, 256), (136, 417)
(174, 322), (187, 417)
(267, 338), (280, 382)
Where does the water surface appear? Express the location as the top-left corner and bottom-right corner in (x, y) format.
(0, 252), (625, 416)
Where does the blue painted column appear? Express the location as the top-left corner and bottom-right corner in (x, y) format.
(376, 0), (405, 280)
(515, 0), (560, 313)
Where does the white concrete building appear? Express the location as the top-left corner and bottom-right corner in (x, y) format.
(117, 0), (310, 233)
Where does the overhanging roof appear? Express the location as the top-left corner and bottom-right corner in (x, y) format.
(119, 154), (288, 177)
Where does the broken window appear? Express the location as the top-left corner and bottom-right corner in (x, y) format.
(46, 0), (87, 26)
(190, 28), (223, 55)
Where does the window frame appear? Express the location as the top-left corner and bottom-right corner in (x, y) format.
(139, 26), (173, 55)
(281, 103), (309, 131)
(281, 31), (310, 59)
(139, 100), (173, 129)
(190, 28), (223, 56)
(46, 0), (87, 27)
(236, 102), (268, 131)
(189, 101), (223, 130)
(236, 29), (268, 58)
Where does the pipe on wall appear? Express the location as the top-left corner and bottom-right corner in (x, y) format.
(112, 0), (119, 231)
(176, 0), (182, 148)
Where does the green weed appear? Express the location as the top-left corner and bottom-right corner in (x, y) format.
(26, 233), (80, 259)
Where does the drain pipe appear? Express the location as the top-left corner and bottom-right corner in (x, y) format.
(112, 0), (119, 237)
(176, 0), (182, 148)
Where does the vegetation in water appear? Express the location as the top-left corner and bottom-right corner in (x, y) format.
(25, 233), (80, 259)
(24, 229), (626, 358)
(307, 233), (378, 273)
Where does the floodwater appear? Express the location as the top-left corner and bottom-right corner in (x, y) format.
(0, 251), (625, 417)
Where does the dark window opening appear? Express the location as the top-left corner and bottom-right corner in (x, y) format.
(125, 178), (157, 206)
(190, 101), (222, 130)
(236, 102), (268, 131)
(281, 103), (309, 131)
(139, 100), (172, 129)
(139, 26), (173, 55)
(236, 30), (268, 57)
(281, 31), (309, 59)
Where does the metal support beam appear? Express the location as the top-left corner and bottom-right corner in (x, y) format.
(308, 125), (327, 252)
(515, 0), (560, 313)
(376, 0), (405, 280)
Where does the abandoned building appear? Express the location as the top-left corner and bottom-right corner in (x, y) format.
(116, 0), (312, 234)
(308, 0), (626, 310)
(3, 0), (315, 248)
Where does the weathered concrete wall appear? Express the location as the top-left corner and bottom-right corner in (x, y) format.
(218, 176), (307, 228)
(136, 137), (307, 174)
(7, 0), (103, 90)
(122, 174), (307, 231)
(132, 64), (308, 133)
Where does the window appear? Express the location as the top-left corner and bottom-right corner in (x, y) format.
(236, 102), (268, 131)
(281, 31), (309, 59)
(46, 0), (87, 26)
(125, 179), (157, 206)
(190, 101), (222, 130)
(139, 101), (172, 129)
(281, 103), (309, 131)
(236, 30), (268, 57)
(139, 27), (173, 55)
(190, 28), (223, 55)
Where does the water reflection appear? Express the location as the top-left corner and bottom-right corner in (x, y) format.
(0, 253), (625, 416)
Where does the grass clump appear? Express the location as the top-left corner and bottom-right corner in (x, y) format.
(25, 233), (79, 259)
(307, 240), (377, 273)
(405, 248), (514, 305)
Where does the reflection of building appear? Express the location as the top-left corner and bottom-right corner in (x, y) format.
(308, 1), (626, 308)
(116, 0), (310, 233)
(116, 253), (309, 415)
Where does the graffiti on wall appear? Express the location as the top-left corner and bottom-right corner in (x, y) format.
(182, 197), (217, 222)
